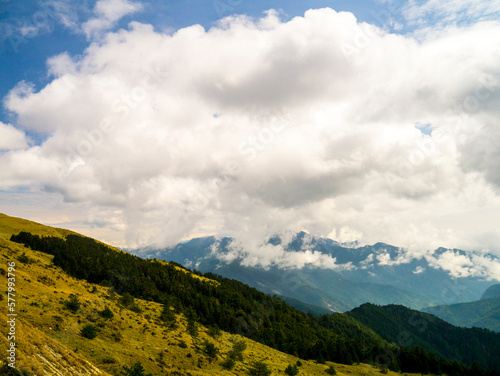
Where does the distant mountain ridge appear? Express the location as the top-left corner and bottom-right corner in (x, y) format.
(482, 284), (500, 300)
(135, 232), (496, 312)
(423, 284), (500, 333)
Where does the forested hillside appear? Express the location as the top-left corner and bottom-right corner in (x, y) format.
(348, 303), (500, 372)
(423, 296), (500, 333)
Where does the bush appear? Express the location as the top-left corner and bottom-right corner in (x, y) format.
(120, 362), (152, 376)
(221, 357), (236, 370)
(326, 365), (336, 375)
(296, 360), (302, 367)
(119, 292), (134, 307)
(228, 339), (246, 361)
(17, 253), (31, 264)
(64, 294), (81, 312)
(187, 318), (198, 337)
(80, 324), (97, 339)
(203, 340), (218, 361)
(248, 361), (271, 376)
(285, 364), (299, 376)
(98, 307), (114, 319)
(119, 292), (141, 312)
(208, 324), (222, 338)
(159, 304), (175, 324)
(130, 304), (142, 313)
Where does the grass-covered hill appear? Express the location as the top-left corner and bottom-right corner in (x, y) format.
(0, 213), (496, 376)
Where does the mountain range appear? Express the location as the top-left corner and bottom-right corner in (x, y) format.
(135, 232), (497, 313)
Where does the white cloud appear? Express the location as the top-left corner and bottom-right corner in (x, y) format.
(426, 250), (500, 280)
(413, 266), (425, 274)
(403, 0), (500, 28)
(2, 8), (500, 271)
(211, 236), (352, 271)
(82, 0), (143, 39)
(0, 122), (29, 151)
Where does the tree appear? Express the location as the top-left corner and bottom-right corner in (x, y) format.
(248, 361), (271, 376)
(187, 317), (198, 337)
(203, 340), (218, 362)
(119, 292), (142, 313)
(326, 365), (336, 375)
(80, 324), (97, 339)
(119, 292), (135, 307)
(208, 324), (222, 338)
(285, 364), (299, 376)
(221, 357), (236, 370)
(159, 304), (175, 325)
(98, 306), (114, 319)
(120, 362), (152, 376)
(64, 294), (81, 312)
(229, 339), (247, 361)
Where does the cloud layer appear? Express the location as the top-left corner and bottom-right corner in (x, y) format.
(2, 8), (500, 265)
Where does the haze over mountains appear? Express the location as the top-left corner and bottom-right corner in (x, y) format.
(423, 284), (500, 333)
(135, 232), (499, 312)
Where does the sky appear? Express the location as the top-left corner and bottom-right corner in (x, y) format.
(1, 0), (500, 276)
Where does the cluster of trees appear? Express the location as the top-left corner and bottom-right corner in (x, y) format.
(10, 231), (499, 376)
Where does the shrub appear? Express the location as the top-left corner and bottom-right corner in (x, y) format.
(248, 361), (271, 376)
(326, 365), (336, 375)
(187, 318), (198, 337)
(203, 340), (218, 361)
(98, 306), (114, 319)
(285, 364), (299, 376)
(316, 355), (326, 364)
(296, 360), (302, 367)
(120, 362), (152, 376)
(221, 357), (236, 370)
(17, 253), (31, 264)
(228, 339), (247, 361)
(130, 304), (142, 313)
(160, 304), (175, 324)
(80, 324), (97, 339)
(208, 324), (222, 338)
(64, 294), (81, 312)
(119, 292), (135, 307)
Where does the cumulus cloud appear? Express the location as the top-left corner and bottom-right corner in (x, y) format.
(0, 122), (28, 151)
(425, 249), (500, 280)
(82, 0), (142, 39)
(2, 7), (500, 273)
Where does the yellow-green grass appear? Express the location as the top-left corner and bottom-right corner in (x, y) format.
(0, 213), (435, 376)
